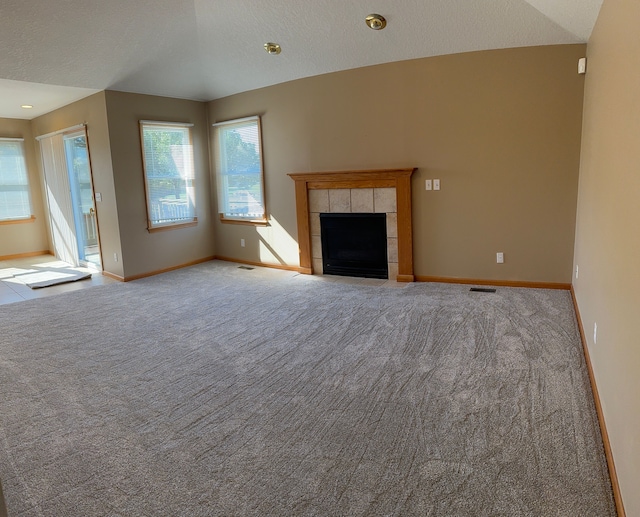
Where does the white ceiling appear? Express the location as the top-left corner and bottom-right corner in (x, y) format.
(0, 0), (603, 120)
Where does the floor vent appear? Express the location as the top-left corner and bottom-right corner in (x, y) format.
(238, 266), (255, 270)
(470, 287), (496, 293)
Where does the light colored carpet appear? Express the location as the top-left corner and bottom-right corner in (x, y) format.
(12, 268), (92, 289)
(0, 261), (615, 516)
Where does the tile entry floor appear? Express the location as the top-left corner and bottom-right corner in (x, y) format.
(0, 254), (117, 306)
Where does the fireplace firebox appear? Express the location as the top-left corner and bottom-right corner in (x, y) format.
(320, 213), (388, 279)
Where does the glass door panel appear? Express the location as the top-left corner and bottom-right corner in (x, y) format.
(63, 132), (101, 269)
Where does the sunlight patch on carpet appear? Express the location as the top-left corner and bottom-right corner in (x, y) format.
(13, 268), (92, 289)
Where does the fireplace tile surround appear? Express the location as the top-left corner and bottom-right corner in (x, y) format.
(309, 188), (399, 280)
(288, 169), (416, 282)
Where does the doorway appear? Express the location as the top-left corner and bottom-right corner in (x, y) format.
(37, 125), (102, 270)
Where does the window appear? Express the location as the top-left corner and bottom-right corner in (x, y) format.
(0, 138), (33, 222)
(140, 121), (196, 231)
(212, 116), (266, 223)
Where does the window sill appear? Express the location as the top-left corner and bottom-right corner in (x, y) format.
(0, 215), (36, 226)
(147, 219), (198, 233)
(219, 214), (269, 226)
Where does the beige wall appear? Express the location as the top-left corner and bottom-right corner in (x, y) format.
(574, 0), (640, 513)
(28, 91), (215, 280)
(30, 92), (124, 277)
(104, 91), (214, 278)
(0, 117), (50, 258)
(208, 45), (586, 282)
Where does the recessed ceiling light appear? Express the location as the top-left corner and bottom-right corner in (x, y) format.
(264, 42), (281, 55)
(365, 14), (387, 30)
(21, 104), (34, 109)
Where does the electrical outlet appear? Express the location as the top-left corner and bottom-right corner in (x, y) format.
(425, 179), (432, 191)
(593, 322), (597, 344)
(496, 252), (504, 264)
(113, 252), (118, 262)
(240, 239), (245, 247)
(576, 265), (579, 279)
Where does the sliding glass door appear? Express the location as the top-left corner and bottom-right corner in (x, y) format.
(63, 131), (101, 269)
(38, 125), (102, 270)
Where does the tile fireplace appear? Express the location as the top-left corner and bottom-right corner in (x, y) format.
(288, 169), (416, 282)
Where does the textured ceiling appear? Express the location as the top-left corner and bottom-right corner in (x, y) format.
(0, 0), (603, 119)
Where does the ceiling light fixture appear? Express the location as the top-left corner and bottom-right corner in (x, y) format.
(264, 43), (281, 55)
(365, 14), (387, 30)
(21, 104), (34, 109)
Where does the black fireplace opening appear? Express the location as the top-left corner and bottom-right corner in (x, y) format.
(320, 213), (388, 279)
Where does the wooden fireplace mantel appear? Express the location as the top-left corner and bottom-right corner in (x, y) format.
(288, 168), (416, 282)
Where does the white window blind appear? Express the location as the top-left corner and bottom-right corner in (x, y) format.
(212, 116), (266, 221)
(0, 138), (32, 221)
(140, 122), (196, 229)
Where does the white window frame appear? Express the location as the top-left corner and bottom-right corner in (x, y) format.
(0, 138), (34, 224)
(212, 116), (267, 224)
(139, 121), (197, 232)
